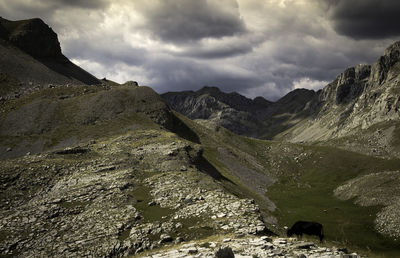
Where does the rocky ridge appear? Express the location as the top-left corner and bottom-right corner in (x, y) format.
(162, 86), (316, 138)
(0, 83), (172, 160)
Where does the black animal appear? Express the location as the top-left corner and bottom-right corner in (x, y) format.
(287, 221), (324, 242)
(215, 247), (234, 258)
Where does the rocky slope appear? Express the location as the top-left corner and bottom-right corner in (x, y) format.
(0, 127), (268, 257)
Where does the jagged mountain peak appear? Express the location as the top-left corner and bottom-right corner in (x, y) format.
(383, 40), (400, 58)
(370, 40), (400, 85)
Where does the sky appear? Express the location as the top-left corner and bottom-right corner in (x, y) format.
(1, 0), (400, 100)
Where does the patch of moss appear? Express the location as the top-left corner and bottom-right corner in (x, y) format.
(118, 227), (132, 241)
(129, 185), (174, 223)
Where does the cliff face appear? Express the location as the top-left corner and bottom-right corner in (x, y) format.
(2, 18), (62, 58)
(273, 41), (400, 158)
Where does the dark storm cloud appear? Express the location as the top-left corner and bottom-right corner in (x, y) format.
(0, 0), (108, 18)
(63, 38), (145, 68)
(136, 0), (247, 43)
(1, 0), (398, 101)
(48, 0), (109, 9)
(177, 39), (255, 59)
(326, 0), (400, 39)
(145, 56), (264, 96)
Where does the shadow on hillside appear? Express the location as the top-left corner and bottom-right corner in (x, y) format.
(194, 155), (235, 184)
(168, 113), (201, 144)
(38, 56), (100, 85)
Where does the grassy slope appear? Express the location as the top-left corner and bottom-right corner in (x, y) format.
(268, 145), (400, 257)
(172, 112), (277, 225)
(173, 111), (400, 257)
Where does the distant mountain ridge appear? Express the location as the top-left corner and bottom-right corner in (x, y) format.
(162, 86), (318, 138)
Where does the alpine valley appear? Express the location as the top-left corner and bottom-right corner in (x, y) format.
(1, 17), (400, 257)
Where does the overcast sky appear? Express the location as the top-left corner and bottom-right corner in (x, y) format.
(1, 0), (400, 100)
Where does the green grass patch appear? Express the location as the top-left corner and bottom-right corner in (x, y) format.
(118, 227), (132, 241)
(59, 200), (88, 209)
(129, 185), (174, 223)
(268, 145), (400, 257)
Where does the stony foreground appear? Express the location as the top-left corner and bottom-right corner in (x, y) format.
(0, 129), (265, 257)
(140, 236), (359, 258)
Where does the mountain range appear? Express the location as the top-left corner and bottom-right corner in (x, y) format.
(1, 17), (400, 257)
(162, 43), (400, 158)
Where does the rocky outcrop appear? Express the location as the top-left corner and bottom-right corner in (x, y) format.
(268, 41), (400, 159)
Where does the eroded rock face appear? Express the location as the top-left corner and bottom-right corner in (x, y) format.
(335, 65), (370, 104)
(6, 18), (62, 58)
(370, 41), (400, 84)
(277, 41), (400, 158)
